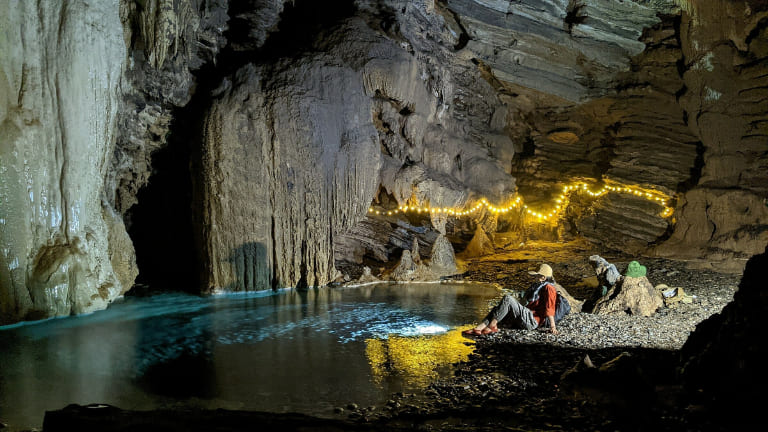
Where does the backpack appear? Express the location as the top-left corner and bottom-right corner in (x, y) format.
(554, 292), (571, 323)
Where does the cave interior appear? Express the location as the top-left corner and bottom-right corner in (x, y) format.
(1, 0), (768, 430)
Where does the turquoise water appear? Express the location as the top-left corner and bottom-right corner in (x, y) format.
(0, 282), (498, 430)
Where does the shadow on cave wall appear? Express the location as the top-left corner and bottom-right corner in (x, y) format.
(223, 242), (273, 292)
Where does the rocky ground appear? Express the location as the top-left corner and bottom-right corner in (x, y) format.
(44, 240), (744, 431)
(333, 240), (743, 431)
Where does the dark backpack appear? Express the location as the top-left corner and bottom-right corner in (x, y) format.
(554, 292), (571, 323)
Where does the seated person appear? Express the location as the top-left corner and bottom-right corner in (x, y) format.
(464, 263), (561, 335)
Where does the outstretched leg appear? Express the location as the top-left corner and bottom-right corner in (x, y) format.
(480, 294), (537, 330)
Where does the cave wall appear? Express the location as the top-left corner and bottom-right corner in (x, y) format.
(474, 0), (768, 263)
(0, 0), (234, 324)
(1, 0), (766, 323)
(196, 51), (383, 290)
(652, 0), (768, 270)
(0, 0), (132, 325)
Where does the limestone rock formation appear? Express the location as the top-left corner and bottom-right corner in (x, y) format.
(429, 234), (459, 277)
(593, 275), (664, 317)
(355, 266), (379, 284)
(460, 226), (496, 258)
(388, 233), (458, 282)
(197, 49), (382, 290)
(2, 0), (766, 325)
(444, 0), (664, 102)
(389, 249), (423, 282)
(109, 0), (231, 215)
(0, 1), (133, 324)
(651, 1), (768, 269)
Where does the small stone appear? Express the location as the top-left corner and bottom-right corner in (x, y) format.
(346, 403), (358, 411)
(333, 407), (344, 414)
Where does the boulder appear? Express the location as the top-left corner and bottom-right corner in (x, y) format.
(428, 234), (458, 278)
(356, 267), (379, 284)
(388, 234), (458, 282)
(593, 271), (663, 317)
(389, 249), (420, 282)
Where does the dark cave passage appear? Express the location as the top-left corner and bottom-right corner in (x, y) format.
(246, 0), (357, 60)
(125, 119), (198, 294)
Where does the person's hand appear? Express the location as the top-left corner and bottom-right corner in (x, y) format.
(549, 327), (558, 335)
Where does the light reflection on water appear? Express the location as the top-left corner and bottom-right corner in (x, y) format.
(0, 282), (499, 430)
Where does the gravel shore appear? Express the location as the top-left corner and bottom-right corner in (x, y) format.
(44, 242), (747, 432)
(352, 245), (744, 431)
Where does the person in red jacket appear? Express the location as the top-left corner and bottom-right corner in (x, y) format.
(463, 264), (559, 335)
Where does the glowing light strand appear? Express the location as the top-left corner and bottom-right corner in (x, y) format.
(367, 181), (674, 223)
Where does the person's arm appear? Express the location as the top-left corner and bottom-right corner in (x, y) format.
(545, 285), (558, 334)
(547, 315), (558, 334)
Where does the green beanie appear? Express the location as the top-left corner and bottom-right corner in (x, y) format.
(625, 261), (647, 278)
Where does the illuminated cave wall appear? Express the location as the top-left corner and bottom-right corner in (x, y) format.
(1, 0), (767, 324)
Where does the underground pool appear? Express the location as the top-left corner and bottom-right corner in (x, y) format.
(0, 282), (500, 430)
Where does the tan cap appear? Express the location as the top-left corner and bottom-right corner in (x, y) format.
(528, 264), (553, 278)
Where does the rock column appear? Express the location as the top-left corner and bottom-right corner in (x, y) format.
(0, 0), (134, 324)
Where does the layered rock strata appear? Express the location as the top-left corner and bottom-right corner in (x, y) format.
(200, 2), (520, 291)
(652, 0), (768, 270)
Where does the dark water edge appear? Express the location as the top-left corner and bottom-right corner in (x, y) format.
(0, 282), (500, 430)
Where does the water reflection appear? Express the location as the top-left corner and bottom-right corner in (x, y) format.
(0, 283), (498, 430)
(366, 328), (475, 388)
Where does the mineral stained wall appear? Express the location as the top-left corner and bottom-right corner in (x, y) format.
(1, 0), (766, 324)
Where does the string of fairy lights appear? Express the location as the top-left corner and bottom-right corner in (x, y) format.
(368, 180), (674, 224)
